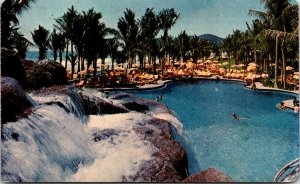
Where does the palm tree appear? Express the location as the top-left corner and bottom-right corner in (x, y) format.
(1, 0), (36, 49)
(57, 33), (66, 65)
(107, 37), (120, 71)
(15, 32), (33, 59)
(55, 5), (78, 72)
(159, 8), (180, 67)
(177, 31), (190, 63)
(117, 9), (139, 68)
(49, 29), (60, 61)
(246, 19), (265, 63)
(72, 13), (85, 73)
(31, 25), (50, 60)
(81, 8), (107, 76)
(139, 8), (161, 72)
(249, 0), (292, 89)
(190, 35), (201, 68)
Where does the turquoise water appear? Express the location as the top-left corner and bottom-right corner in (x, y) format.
(129, 80), (299, 182)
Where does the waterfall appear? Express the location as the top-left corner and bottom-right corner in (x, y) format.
(1, 89), (92, 182)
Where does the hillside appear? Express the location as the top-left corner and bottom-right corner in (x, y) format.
(198, 34), (224, 43)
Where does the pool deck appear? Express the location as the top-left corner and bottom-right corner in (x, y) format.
(246, 82), (300, 95)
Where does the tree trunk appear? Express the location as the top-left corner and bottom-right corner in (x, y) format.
(93, 58), (97, 76)
(77, 53), (81, 73)
(65, 42), (69, 69)
(81, 56), (85, 71)
(53, 50), (57, 62)
(59, 50), (63, 65)
(254, 49), (257, 64)
(274, 36), (278, 88)
(71, 43), (74, 76)
(281, 40), (286, 89)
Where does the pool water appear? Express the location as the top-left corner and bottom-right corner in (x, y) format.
(129, 80), (299, 182)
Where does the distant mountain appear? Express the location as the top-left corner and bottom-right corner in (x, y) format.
(198, 34), (224, 43)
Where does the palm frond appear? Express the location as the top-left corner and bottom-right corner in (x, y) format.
(264, 29), (298, 41)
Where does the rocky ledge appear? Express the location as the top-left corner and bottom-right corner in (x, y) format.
(80, 91), (233, 182)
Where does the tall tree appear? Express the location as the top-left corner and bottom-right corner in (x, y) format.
(55, 5), (78, 72)
(117, 9), (139, 68)
(159, 8), (180, 68)
(82, 8), (107, 76)
(177, 31), (190, 62)
(249, 0), (293, 89)
(139, 8), (161, 72)
(49, 29), (60, 61)
(15, 32), (33, 59)
(31, 25), (50, 60)
(1, 0), (35, 49)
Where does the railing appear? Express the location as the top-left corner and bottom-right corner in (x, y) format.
(273, 158), (300, 182)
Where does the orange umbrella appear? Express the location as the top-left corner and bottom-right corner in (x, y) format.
(247, 66), (257, 72)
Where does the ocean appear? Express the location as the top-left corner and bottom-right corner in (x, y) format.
(26, 50), (115, 71)
(26, 50), (71, 61)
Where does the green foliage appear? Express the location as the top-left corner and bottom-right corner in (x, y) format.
(31, 25), (50, 60)
(1, 0), (36, 49)
(262, 77), (274, 87)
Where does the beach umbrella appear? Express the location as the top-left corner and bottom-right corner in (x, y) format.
(238, 64), (246, 67)
(293, 75), (299, 80)
(115, 67), (125, 71)
(145, 64), (153, 69)
(248, 62), (258, 67)
(286, 66), (294, 71)
(204, 60), (212, 64)
(222, 62), (229, 65)
(132, 63), (139, 68)
(78, 70), (86, 75)
(294, 72), (299, 75)
(186, 62), (194, 69)
(247, 66), (257, 72)
(213, 60), (219, 63)
(219, 68), (225, 72)
(231, 64), (238, 68)
(197, 59), (203, 64)
(88, 67), (94, 72)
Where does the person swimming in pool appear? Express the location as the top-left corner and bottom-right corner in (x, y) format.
(232, 113), (240, 120)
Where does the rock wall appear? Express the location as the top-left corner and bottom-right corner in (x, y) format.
(1, 48), (68, 90)
(1, 77), (33, 124)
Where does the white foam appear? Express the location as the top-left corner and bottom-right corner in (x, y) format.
(151, 113), (183, 134)
(70, 113), (154, 182)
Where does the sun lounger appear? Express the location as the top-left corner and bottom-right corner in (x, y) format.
(76, 80), (85, 88)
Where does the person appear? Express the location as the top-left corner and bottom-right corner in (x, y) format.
(251, 81), (256, 90)
(232, 113), (240, 120)
(294, 105), (299, 113)
(279, 102), (287, 110)
(156, 96), (160, 102)
(160, 94), (163, 100)
(293, 96), (299, 106)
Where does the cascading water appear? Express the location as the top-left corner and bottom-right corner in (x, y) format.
(1, 89), (92, 182)
(1, 88), (187, 182)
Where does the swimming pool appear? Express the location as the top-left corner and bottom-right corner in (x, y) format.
(129, 80), (299, 182)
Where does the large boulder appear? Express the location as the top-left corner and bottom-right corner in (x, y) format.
(123, 102), (149, 112)
(133, 118), (188, 182)
(79, 91), (129, 115)
(182, 168), (233, 182)
(1, 77), (33, 123)
(20, 60), (53, 89)
(1, 48), (26, 86)
(38, 60), (68, 85)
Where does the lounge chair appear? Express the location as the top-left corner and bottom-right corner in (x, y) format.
(76, 80), (85, 88)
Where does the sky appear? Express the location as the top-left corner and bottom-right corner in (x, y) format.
(15, 0), (297, 51)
